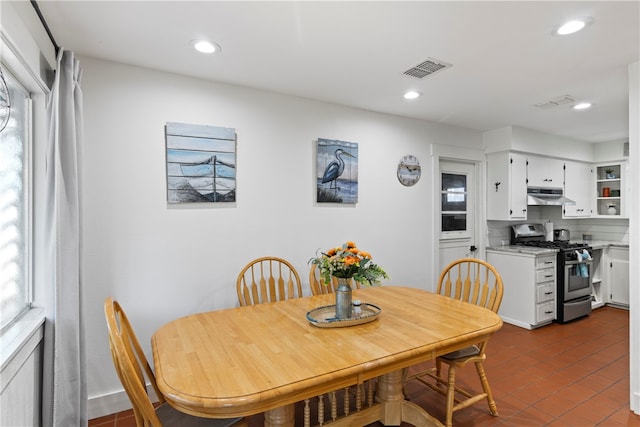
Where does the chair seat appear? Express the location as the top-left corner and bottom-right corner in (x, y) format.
(156, 403), (243, 427)
(440, 344), (480, 360)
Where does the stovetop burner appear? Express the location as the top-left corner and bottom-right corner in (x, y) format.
(518, 241), (590, 251)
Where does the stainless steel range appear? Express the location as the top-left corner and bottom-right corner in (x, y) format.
(510, 223), (593, 323)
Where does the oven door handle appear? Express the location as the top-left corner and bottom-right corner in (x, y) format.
(565, 259), (592, 266)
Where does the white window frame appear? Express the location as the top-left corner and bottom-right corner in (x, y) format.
(0, 63), (33, 331)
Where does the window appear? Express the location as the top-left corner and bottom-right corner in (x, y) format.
(0, 65), (31, 329)
(441, 172), (467, 232)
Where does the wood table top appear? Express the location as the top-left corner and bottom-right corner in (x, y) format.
(152, 286), (502, 418)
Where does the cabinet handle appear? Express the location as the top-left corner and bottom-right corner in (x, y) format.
(545, 275), (553, 278)
(544, 291), (553, 295)
(544, 261), (553, 264)
(545, 310), (553, 314)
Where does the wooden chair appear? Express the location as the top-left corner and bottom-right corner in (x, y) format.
(236, 256), (303, 306)
(104, 297), (246, 427)
(404, 258), (504, 427)
(308, 264), (363, 295)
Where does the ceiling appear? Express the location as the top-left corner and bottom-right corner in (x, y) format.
(35, 1), (639, 143)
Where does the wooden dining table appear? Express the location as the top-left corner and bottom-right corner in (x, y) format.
(152, 286), (502, 427)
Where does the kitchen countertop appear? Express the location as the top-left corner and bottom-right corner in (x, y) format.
(486, 245), (559, 256)
(571, 240), (629, 250)
(488, 241), (629, 255)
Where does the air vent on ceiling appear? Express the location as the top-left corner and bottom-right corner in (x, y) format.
(403, 58), (452, 79)
(534, 95), (575, 109)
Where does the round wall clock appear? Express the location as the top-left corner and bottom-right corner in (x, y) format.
(397, 155), (421, 186)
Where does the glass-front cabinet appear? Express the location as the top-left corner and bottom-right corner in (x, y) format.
(594, 162), (626, 217)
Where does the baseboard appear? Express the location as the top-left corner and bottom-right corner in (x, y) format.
(88, 386), (158, 419)
(499, 315), (534, 330)
(632, 391), (640, 414)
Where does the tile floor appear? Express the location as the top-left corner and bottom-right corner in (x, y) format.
(90, 306), (640, 427)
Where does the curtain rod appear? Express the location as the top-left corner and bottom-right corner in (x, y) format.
(30, 0), (60, 56)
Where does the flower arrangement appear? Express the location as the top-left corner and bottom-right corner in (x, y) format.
(310, 241), (388, 286)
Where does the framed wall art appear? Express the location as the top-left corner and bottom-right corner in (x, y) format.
(166, 122), (236, 203)
(316, 138), (358, 204)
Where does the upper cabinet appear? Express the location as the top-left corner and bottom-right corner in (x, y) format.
(485, 147), (628, 221)
(526, 156), (564, 188)
(563, 161), (593, 218)
(487, 152), (527, 220)
(594, 162), (627, 218)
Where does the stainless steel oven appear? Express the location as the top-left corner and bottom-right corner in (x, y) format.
(559, 254), (592, 323)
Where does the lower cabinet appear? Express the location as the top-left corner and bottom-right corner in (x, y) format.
(590, 248), (605, 308)
(608, 246), (629, 307)
(487, 250), (556, 329)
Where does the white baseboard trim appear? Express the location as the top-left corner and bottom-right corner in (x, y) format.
(632, 391), (640, 414)
(499, 315), (535, 330)
(88, 386), (159, 419)
(88, 389), (131, 419)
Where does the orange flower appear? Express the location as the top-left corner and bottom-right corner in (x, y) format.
(346, 241), (356, 249)
(348, 248), (359, 255)
(343, 256), (358, 265)
(326, 248), (337, 256)
(359, 251), (371, 259)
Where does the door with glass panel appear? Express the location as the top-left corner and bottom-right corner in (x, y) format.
(438, 160), (478, 273)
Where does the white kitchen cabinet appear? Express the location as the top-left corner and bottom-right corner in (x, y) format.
(590, 248), (604, 308)
(486, 152), (527, 220)
(527, 156), (564, 189)
(487, 250), (556, 329)
(594, 162), (627, 217)
(608, 246), (629, 307)
(563, 161), (593, 218)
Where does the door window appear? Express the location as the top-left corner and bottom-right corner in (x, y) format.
(441, 172), (468, 233)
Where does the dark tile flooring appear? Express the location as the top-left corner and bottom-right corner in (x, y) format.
(90, 306), (640, 427)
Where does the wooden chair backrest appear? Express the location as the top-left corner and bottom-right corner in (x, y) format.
(236, 257), (303, 306)
(104, 297), (164, 427)
(436, 258), (504, 355)
(436, 258), (504, 314)
(308, 264), (362, 296)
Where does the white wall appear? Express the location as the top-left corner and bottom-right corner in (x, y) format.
(79, 56), (483, 416)
(484, 125), (595, 162)
(628, 60), (639, 413)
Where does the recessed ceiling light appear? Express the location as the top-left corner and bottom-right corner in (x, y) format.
(192, 40), (221, 54)
(573, 102), (592, 110)
(403, 91), (422, 100)
(555, 18), (592, 36)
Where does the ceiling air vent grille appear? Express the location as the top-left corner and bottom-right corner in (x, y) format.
(534, 95), (575, 109)
(403, 58), (452, 79)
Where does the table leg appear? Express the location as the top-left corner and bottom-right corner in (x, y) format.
(377, 369), (445, 427)
(264, 403), (295, 427)
(376, 369), (404, 425)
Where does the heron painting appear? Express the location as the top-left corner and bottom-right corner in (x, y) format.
(166, 122), (237, 203)
(316, 138), (358, 203)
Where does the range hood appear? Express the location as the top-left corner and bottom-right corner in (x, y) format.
(527, 187), (576, 206)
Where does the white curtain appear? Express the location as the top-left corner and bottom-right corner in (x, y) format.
(42, 49), (87, 426)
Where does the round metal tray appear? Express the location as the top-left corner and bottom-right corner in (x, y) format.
(306, 303), (381, 328)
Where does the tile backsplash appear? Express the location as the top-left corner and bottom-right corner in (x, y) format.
(486, 206), (629, 247)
